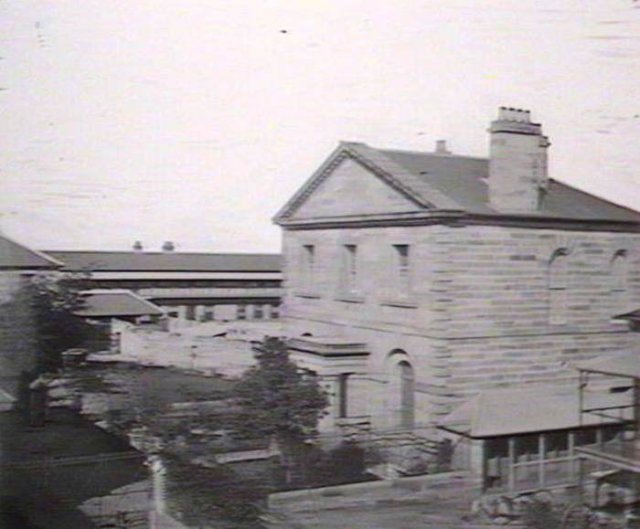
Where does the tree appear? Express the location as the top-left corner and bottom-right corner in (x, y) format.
(232, 337), (329, 484)
(27, 272), (94, 373)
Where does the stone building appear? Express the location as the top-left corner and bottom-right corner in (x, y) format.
(0, 234), (61, 407)
(44, 250), (282, 323)
(274, 108), (640, 488)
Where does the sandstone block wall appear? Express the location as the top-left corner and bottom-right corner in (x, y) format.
(281, 224), (640, 426)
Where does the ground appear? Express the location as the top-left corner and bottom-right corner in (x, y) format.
(269, 501), (502, 529)
(266, 474), (507, 529)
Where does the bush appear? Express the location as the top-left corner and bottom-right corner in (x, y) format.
(521, 498), (561, 529)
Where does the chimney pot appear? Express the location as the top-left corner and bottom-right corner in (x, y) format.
(435, 140), (451, 155)
(497, 107), (532, 123)
(162, 241), (175, 252)
(133, 241), (144, 252)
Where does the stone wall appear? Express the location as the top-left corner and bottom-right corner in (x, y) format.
(115, 323), (257, 378)
(281, 224), (640, 427)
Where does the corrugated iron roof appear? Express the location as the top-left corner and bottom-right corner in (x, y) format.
(576, 351), (640, 379)
(45, 250), (282, 272)
(0, 235), (62, 270)
(76, 289), (165, 317)
(440, 383), (631, 438)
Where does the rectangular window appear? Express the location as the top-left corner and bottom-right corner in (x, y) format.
(549, 253), (568, 325)
(270, 305), (279, 319)
(343, 244), (358, 292)
(236, 305), (246, 320)
(338, 373), (350, 418)
(393, 244), (410, 291)
(254, 305), (264, 319)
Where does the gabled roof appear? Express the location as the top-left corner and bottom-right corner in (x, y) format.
(274, 141), (640, 226)
(0, 234), (62, 270)
(76, 289), (165, 318)
(44, 251), (282, 273)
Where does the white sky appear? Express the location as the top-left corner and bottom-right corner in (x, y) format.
(1, 0), (639, 253)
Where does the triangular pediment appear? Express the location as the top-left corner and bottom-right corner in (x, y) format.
(276, 147), (428, 222)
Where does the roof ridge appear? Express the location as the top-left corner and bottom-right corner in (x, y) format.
(381, 147), (488, 161)
(46, 250), (280, 256)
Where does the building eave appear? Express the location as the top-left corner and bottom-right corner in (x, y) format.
(276, 210), (465, 229)
(276, 210), (640, 233)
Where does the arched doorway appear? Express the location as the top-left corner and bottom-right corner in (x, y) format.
(387, 351), (415, 429)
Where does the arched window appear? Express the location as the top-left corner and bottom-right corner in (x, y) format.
(548, 250), (569, 325)
(610, 250), (628, 307)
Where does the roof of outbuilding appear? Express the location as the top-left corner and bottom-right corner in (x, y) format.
(440, 383), (632, 438)
(276, 142), (640, 224)
(76, 289), (165, 318)
(44, 250), (282, 272)
(0, 235), (62, 270)
(0, 408), (147, 528)
(576, 351), (640, 379)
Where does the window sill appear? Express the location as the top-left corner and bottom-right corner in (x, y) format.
(380, 297), (418, 309)
(334, 293), (365, 304)
(336, 415), (371, 427)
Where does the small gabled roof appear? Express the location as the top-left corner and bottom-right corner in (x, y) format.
(613, 309), (640, 325)
(0, 234), (62, 270)
(75, 289), (165, 318)
(44, 251), (282, 273)
(275, 141), (640, 225)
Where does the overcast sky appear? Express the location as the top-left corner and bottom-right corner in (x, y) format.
(1, 1), (639, 253)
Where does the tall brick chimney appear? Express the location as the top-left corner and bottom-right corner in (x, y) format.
(488, 107), (550, 212)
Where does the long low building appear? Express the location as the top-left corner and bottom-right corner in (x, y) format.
(44, 250), (282, 322)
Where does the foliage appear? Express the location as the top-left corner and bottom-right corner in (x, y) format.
(232, 337), (329, 443)
(27, 272), (94, 372)
(521, 498), (562, 529)
(232, 336), (329, 485)
(295, 441), (378, 489)
(164, 454), (267, 529)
